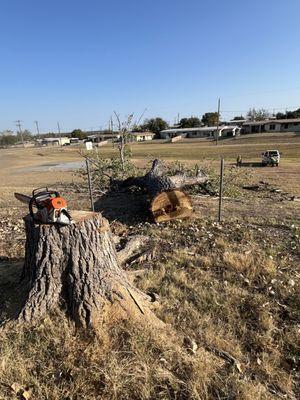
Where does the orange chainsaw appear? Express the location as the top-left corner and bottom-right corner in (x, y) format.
(15, 187), (72, 225)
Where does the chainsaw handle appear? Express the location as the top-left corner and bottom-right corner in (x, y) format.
(32, 187), (60, 199)
(32, 187), (48, 196)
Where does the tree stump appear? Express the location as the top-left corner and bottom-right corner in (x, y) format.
(19, 211), (162, 330)
(115, 159), (207, 223)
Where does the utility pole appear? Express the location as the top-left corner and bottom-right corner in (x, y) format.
(57, 121), (63, 149)
(34, 120), (40, 137)
(34, 120), (41, 147)
(15, 120), (24, 147)
(215, 98), (221, 146)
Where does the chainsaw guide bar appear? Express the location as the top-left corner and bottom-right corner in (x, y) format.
(14, 192), (32, 205)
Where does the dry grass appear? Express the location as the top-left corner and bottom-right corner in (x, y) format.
(222, 249), (277, 281)
(0, 311), (219, 400)
(134, 219), (299, 399)
(1, 216), (299, 399)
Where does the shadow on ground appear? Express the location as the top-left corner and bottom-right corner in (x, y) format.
(0, 258), (27, 323)
(239, 162), (264, 168)
(94, 190), (152, 225)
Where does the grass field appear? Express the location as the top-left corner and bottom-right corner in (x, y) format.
(1, 132), (299, 204)
(0, 133), (299, 399)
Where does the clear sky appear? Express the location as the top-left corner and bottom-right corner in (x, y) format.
(1, 0), (300, 133)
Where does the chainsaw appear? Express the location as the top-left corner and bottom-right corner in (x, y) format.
(15, 187), (72, 225)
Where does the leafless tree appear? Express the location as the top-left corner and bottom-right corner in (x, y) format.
(113, 112), (134, 171)
(247, 108), (270, 121)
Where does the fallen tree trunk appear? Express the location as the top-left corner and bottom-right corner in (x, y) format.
(19, 211), (163, 330)
(115, 159), (208, 222)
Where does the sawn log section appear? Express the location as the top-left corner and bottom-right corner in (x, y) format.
(115, 159), (208, 222)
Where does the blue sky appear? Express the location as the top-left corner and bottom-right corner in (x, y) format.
(1, 0), (300, 133)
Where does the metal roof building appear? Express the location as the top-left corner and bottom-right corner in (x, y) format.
(160, 125), (240, 139)
(242, 118), (300, 133)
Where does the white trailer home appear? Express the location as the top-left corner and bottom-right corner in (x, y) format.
(129, 132), (155, 141)
(160, 126), (240, 139)
(242, 118), (300, 134)
(86, 133), (120, 143)
(40, 137), (70, 146)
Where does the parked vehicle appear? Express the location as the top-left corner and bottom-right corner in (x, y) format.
(261, 150), (280, 167)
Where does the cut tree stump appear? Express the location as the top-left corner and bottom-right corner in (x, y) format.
(19, 210), (162, 330)
(114, 159), (207, 223)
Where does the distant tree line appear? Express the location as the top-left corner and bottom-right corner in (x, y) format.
(0, 129), (32, 146)
(2, 105), (300, 147)
(132, 113), (221, 134)
(132, 118), (168, 135)
(246, 108), (270, 121)
(70, 129), (87, 139)
(244, 107), (300, 121)
(275, 108), (300, 120)
(0, 131), (18, 146)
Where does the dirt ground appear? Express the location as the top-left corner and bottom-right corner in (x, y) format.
(0, 141), (299, 258)
(1, 138), (300, 204)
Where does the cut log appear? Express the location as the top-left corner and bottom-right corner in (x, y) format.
(151, 189), (193, 223)
(19, 210), (163, 330)
(114, 159), (207, 222)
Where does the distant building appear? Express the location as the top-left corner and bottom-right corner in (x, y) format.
(87, 133), (120, 143)
(227, 119), (246, 127)
(160, 126), (240, 139)
(87, 131), (155, 143)
(129, 132), (155, 141)
(70, 137), (80, 144)
(38, 137), (70, 146)
(242, 118), (300, 134)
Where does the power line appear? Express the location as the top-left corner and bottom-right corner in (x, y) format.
(135, 108), (148, 126)
(221, 105), (299, 113)
(6, 99), (300, 134)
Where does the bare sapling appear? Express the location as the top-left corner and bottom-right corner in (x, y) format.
(113, 111), (134, 171)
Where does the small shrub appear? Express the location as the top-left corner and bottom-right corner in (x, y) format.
(76, 148), (141, 193)
(164, 160), (253, 198)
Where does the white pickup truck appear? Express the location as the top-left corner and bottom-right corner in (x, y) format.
(261, 150), (280, 167)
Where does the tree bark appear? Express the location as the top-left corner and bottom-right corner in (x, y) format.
(115, 159), (208, 222)
(19, 211), (162, 330)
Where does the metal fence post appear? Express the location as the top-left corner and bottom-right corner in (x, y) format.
(218, 158), (224, 222)
(86, 159), (94, 212)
